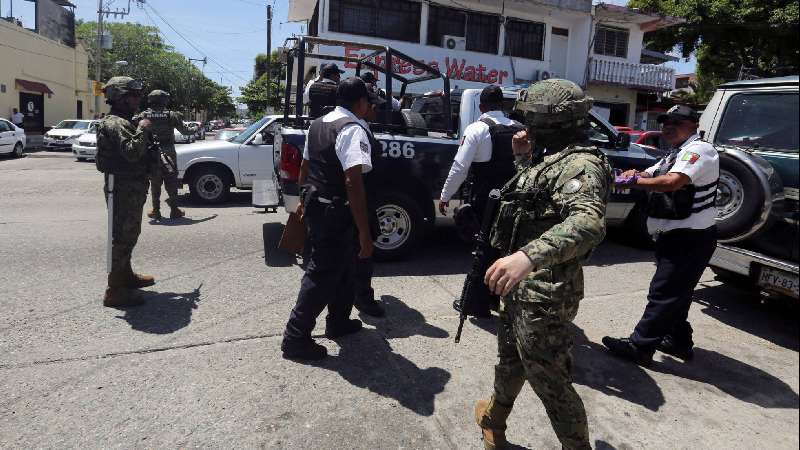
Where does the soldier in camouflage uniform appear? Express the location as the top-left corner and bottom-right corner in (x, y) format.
(137, 90), (193, 220)
(474, 79), (613, 450)
(95, 77), (156, 308)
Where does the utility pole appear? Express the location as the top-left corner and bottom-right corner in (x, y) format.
(266, 3), (272, 113)
(94, 0), (135, 117)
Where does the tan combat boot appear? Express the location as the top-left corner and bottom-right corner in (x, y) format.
(103, 272), (145, 308)
(475, 396), (513, 450)
(169, 207), (185, 219)
(123, 261), (155, 288)
(147, 208), (162, 220)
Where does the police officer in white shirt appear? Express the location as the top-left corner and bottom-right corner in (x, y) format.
(282, 77), (381, 360)
(603, 105), (719, 366)
(10, 108), (24, 128)
(303, 63), (344, 118)
(440, 85), (525, 318)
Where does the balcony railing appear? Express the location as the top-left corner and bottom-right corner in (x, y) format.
(588, 57), (675, 91)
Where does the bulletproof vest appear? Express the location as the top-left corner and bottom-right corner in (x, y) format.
(490, 145), (609, 255)
(308, 81), (338, 118)
(306, 116), (366, 198)
(647, 151), (718, 220)
(468, 118), (525, 213)
(95, 115), (149, 176)
(138, 108), (176, 144)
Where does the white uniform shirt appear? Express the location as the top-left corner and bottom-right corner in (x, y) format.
(303, 106), (373, 173)
(11, 112), (24, 126)
(303, 77), (338, 104)
(440, 111), (522, 202)
(644, 133), (719, 234)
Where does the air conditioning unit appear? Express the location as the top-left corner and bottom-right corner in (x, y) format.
(442, 35), (466, 50)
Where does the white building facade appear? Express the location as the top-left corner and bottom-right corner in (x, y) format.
(287, 0), (681, 128)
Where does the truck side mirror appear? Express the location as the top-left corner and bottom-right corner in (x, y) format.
(617, 132), (631, 149)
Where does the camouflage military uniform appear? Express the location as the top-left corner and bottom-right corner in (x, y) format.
(137, 90), (193, 217)
(476, 79), (612, 450)
(95, 77), (155, 307)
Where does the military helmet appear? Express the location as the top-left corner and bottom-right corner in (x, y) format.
(147, 89), (171, 107)
(514, 79), (593, 130)
(102, 76), (144, 101)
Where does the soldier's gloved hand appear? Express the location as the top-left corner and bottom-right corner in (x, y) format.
(138, 118), (153, 132)
(484, 251), (534, 296)
(615, 172), (639, 186)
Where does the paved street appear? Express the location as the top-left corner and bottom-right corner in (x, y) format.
(1, 154), (798, 449)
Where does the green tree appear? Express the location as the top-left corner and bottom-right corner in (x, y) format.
(76, 21), (235, 118)
(240, 51), (285, 116)
(628, 0), (799, 101)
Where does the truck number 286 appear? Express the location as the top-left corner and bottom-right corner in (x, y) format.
(380, 141), (415, 159)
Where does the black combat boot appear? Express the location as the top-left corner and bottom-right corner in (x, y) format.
(657, 335), (694, 361)
(602, 336), (654, 367)
(325, 319), (363, 338)
(281, 338), (327, 360)
(355, 297), (385, 317)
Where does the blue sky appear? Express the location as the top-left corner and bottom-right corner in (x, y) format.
(7, 0), (695, 98)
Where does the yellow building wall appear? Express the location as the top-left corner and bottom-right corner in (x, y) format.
(0, 20), (106, 131)
(585, 83), (638, 127)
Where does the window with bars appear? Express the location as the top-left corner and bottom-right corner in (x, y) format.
(503, 19), (545, 60)
(427, 5), (499, 54)
(594, 26), (629, 58)
(328, 0), (421, 42)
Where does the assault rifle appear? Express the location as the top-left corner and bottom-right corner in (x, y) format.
(454, 189), (502, 343)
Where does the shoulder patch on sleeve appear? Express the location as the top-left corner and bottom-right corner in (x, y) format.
(562, 178), (583, 194)
(681, 152), (701, 164)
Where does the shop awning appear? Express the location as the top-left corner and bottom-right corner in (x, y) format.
(16, 79), (54, 95)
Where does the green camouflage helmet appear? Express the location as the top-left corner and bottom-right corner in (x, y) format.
(147, 89), (171, 107)
(514, 79), (593, 130)
(102, 76), (144, 101)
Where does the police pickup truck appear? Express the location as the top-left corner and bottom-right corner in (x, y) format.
(276, 37), (658, 260)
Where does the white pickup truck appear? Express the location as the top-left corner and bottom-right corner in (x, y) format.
(175, 115), (284, 203)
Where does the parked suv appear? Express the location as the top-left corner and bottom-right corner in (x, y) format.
(703, 76), (799, 298)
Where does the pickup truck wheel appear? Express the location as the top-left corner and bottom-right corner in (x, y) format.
(189, 167), (230, 204)
(372, 191), (424, 261)
(716, 154), (765, 241)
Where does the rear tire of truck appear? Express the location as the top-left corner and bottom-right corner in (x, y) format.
(716, 154), (765, 241)
(189, 166), (230, 204)
(400, 110), (428, 136)
(372, 191), (424, 261)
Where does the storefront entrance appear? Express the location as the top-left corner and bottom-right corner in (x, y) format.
(19, 92), (44, 133)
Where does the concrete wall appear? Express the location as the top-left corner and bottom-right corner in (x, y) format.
(313, 0), (592, 93)
(585, 83), (637, 126)
(0, 20), (104, 131)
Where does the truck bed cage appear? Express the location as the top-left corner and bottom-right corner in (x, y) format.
(282, 36), (454, 135)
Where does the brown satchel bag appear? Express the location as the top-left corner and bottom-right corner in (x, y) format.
(278, 212), (305, 254)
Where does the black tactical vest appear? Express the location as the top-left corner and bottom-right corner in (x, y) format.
(647, 150), (718, 220)
(308, 80), (338, 118)
(306, 116), (369, 198)
(468, 118), (525, 212)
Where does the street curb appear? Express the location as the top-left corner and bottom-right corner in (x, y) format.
(24, 152), (75, 159)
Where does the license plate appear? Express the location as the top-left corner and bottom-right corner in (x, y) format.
(758, 267), (800, 298)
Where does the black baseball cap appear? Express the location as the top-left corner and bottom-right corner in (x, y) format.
(320, 63), (345, 78)
(657, 105), (700, 123)
(360, 72), (377, 84)
(479, 85), (504, 105)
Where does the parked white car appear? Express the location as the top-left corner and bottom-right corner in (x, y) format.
(43, 120), (97, 150)
(176, 115), (284, 203)
(0, 118), (26, 157)
(174, 128), (195, 144)
(71, 123), (99, 161)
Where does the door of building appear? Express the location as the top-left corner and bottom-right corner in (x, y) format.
(19, 93), (44, 133)
(550, 28), (569, 79)
(77, 100), (83, 119)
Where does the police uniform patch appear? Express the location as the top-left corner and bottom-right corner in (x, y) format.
(360, 141), (369, 154)
(681, 152), (701, 164)
(562, 178), (582, 194)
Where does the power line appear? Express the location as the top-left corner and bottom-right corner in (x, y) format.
(143, 1), (249, 83)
